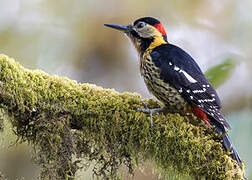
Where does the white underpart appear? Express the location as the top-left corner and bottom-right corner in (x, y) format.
(179, 69), (197, 83)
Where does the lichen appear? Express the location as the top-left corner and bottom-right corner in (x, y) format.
(0, 54), (245, 179)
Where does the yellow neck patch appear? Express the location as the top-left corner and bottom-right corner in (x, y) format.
(147, 30), (167, 51)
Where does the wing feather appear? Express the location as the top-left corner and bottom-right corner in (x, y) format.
(151, 44), (231, 129)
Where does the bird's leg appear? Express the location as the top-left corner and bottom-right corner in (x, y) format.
(137, 102), (167, 128)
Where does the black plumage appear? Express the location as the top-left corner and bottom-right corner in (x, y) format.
(150, 44), (230, 129)
(150, 43), (242, 166)
(133, 17), (160, 26)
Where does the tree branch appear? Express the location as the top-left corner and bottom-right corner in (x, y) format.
(0, 54), (245, 179)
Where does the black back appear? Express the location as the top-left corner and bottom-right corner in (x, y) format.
(150, 43), (231, 129)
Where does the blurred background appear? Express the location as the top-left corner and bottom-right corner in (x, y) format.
(0, 0), (251, 179)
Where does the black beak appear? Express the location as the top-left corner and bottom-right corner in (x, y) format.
(104, 24), (132, 32)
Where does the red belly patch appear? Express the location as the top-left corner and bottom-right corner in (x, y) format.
(192, 105), (211, 126)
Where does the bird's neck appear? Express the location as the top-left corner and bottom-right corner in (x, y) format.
(147, 35), (167, 51)
(139, 35), (167, 57)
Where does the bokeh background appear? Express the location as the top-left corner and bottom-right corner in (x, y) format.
(0, 0), (251, 179)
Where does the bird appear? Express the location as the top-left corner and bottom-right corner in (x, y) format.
(104, 17), (243, 171)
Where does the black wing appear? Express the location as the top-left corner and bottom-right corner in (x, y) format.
(151, 44), (231, 129)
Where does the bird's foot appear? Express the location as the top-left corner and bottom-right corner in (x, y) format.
(137, 102), (166, 128)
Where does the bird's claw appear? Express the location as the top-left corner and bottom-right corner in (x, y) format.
(143, 102), (148, 109)
(137, 102), (166, 128)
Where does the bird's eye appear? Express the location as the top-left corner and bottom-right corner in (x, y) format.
(136, 22), (146, 29)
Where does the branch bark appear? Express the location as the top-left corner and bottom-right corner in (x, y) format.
(0, 54), (244, 179)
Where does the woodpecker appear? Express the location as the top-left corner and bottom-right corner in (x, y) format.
(104, 17), (243, 169)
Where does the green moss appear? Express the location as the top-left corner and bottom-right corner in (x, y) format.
(0, 54), (245, 179)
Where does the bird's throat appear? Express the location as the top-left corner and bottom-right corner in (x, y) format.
(138, 36), (167, 58)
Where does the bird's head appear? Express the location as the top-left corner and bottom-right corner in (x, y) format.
(105, 17), (168, 55)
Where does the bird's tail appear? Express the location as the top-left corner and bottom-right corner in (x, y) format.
(209, 116), (247, 179)
(210, 117), (242, 168)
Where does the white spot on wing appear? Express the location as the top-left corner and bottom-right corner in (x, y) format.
(179, 88), (183, 93)
(180, 70), (197, 83)
(197, 98), (215, 103)
(169, 62), (172, 66)
(174, 66), (180, 71)
(193, 88), (206, 93)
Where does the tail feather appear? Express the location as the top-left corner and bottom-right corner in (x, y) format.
(210, 117), (242, 168)
(222, 130), (242, 166)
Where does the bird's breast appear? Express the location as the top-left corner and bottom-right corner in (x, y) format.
(140, 52), (187, 109)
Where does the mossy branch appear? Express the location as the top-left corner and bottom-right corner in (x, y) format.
(0, 54), (244, 179)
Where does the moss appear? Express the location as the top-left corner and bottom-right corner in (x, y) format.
(0, 54), (245, 179)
